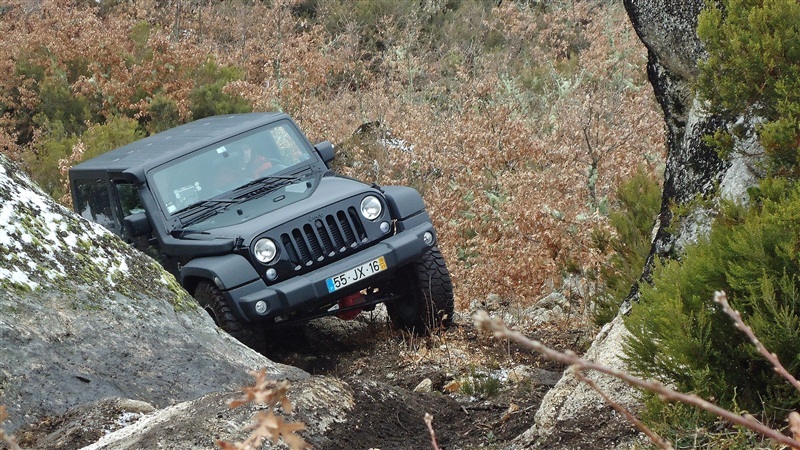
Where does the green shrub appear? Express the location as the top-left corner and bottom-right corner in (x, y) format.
(78, 116), (144, 162)
(146, 95), (182, 134)
(638, 398), (774, 449)
(459, 368), (502, 398)
(628, 0), (800, 435)
(697, 0), (800, 176)
(624, 178), (800, 430)
(25, 116), (143, 200)
(592, 167), (661, 325)
(188, 58), (251, 119)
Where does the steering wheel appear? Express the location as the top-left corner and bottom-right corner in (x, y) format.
(267, 158), (287, 171)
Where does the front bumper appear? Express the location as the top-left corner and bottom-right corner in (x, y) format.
(226, 219), (437, 324)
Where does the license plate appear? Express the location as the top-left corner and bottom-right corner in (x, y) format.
(326, 256), (387, 293)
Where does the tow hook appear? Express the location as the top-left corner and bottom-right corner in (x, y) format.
(336, 292), (366, 320)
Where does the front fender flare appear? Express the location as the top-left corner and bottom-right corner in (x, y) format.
(181, 254), (260, 293)
(382, 186), (425, 219)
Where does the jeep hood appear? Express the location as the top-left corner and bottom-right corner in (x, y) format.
(175, 174), (380, 243)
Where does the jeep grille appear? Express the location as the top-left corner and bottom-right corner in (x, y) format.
(281, 207), (367, 269)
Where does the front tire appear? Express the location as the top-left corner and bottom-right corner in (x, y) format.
(194, 280), (266, 351)
(385, 247), (454, 335)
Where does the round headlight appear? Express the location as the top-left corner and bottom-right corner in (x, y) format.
(360, 195), (382, 221)
(253, 238), (278, 264)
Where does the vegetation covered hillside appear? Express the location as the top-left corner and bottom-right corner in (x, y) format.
(0, 0), (664, 311)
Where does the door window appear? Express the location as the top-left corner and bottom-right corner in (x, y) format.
(73, 178), (120, 233)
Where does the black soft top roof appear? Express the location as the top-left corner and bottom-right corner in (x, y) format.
(69, 112), (286, 181)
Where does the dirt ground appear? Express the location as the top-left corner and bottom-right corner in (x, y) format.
(10, 305), (612, 450)
(258, 306), (595, 449)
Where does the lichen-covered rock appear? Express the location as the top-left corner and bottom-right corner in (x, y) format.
(0, 154), (307, 434)
(79, 377), (354, 450)
(510, 316), (640, 449)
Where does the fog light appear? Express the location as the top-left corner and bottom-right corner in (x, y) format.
(380, 221), (391, 233)
(255, 301), (268, 314)
(266, 268), (278, 281)
(423, 231), (434, 246)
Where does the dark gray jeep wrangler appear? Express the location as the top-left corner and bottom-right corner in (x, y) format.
(69, 112), (453, 349)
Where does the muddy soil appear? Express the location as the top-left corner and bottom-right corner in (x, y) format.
(259, 308), (590, 449)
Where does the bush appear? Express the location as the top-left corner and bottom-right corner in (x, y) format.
(624, 0), (800, 435)
(624, 178), (800, 431)
(24, 116), (143, 200)
(592, 167), (661, 325)
(188, 58), (251, 119)
(697, 0), (800, 176)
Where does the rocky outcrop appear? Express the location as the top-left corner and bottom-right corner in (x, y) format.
(625, 0), (728, 267)
(78, 377), (354, 450)
(0, 154), (307, 441)
(513, 1), (761, 447)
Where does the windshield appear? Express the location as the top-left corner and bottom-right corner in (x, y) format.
(150, 120), (314, 216)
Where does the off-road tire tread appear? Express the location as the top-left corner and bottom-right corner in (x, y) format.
(387, 246), (454, 335)
(194, 281), (266, 351)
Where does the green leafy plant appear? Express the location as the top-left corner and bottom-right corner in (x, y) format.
(624, 178), (800, 432)
(459, 367), (502, 398)
(697, 0), (800, 176)
(592, 166), (662, 325)
(188, 58), (251, 119)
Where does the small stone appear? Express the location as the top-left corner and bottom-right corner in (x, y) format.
(507, 365), (533, 384)
(413, 378), (433, 393)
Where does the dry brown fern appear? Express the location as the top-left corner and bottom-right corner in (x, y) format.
(217, 368), (310, 450)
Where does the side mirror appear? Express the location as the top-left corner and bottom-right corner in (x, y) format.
(123, 212), (151, 239)
(314, 141), (335, 167)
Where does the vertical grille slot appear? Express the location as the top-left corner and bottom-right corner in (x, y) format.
(327, 214), (346, 251)
(316, 219), (335, 256)
(303, 223), (323, 261)
(292, 228), (311, 265)
(338, 210), (356, 244)
(347, 207), (368, 242)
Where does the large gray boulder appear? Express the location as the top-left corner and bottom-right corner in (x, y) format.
(0, 154), (307, 438)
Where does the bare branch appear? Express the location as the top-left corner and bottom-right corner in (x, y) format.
(714, 291), (800, 393)
(572, 368), (674, 450)
(424, 413), (441, 450)
(474, 310), (800, 448)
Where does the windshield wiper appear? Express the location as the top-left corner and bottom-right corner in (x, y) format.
(174, 198), (239, 228)
(174, 198), (238, 217)
(233, 174), (301, 193)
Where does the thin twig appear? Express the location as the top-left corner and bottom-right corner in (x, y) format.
(714, 291), (800, 393)
(0, 406), (23, 450)
(424, 413), (441, 450)
(789, 412), (800, 450)
(572, 368), (674, 450)
(473, 310), (800, 448)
